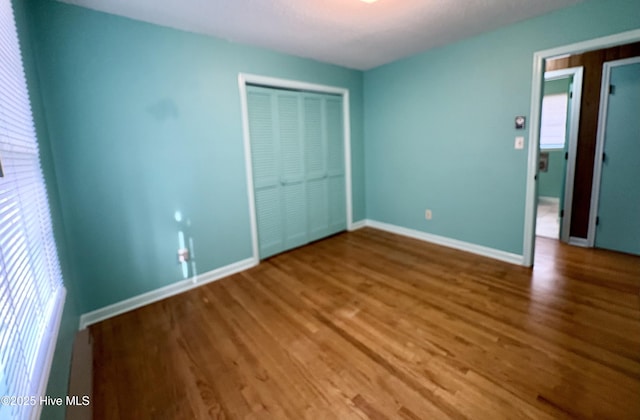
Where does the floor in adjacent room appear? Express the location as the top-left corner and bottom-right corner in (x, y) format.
(91, 228), (640, 419)
(536, 196), (560, 239)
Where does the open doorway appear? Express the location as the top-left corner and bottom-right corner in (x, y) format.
(523, 29), (640, 266)
(535, 67), (582, 242)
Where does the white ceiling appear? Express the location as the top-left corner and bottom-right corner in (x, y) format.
(59, 0), (583, 70)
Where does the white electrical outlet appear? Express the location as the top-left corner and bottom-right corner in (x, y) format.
(515, 136), (525, 149)
(425, 209), (432, 220)
(178, 248), (190, 262)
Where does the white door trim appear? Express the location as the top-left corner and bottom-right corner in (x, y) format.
(523, 28), (640, 267)
(588, 56), (640, 247)
(542, 67), (583, 243)
(238, 73), (353, 261)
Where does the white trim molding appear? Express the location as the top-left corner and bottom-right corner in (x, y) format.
(32, 287), (66, 420)
(238, 73), (353, 262)
(79, 257), (257, 329)
(523, 28), (640, 266)
(238, 77), (261, 262)
(365, 220), (524, 265)
(569, 237), (589, 247)
(349, 220), (367, 231)
(538, 196), (559, 205)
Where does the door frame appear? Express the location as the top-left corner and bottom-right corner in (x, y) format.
(588, 56), (640, 247)
(523, 28), (640, 267)
(541, 67), (583, 244)
(238, 73), (353, 260)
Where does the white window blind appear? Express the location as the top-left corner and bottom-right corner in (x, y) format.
(540, 92), (569, 150)
(0, 0), (65, 419)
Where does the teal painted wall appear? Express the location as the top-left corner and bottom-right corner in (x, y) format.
(538, 151), (565, 199)
(27, 0), (364, 313)
(544, 78), (571, 95)
(538, 78), (571, 199)
(13, 1), (80, 419)
(363, 0), (640, 255)
(594, 62), (640, 255)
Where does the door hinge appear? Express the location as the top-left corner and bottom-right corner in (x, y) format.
(534, 174), (538, 181)
(602, 152), (607, 162)
(609, 84), (615, 95)
(569, 91), (573, 99)
(560, 209), (564, 218)
(565, 152), (569, 160)
(596, 216), (600, 226)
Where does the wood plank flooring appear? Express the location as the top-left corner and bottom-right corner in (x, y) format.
(91, 228), (640, 419)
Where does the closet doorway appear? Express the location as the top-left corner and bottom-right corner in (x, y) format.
(239, 74), (353, 260)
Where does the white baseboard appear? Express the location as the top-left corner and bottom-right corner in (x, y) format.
(349, 220), (367, 231)
(364, 219), (525, 265)
(568, 236), (589, 247)
(79, 220), (525, 328)
(79, 257), (258, 329)
(538, 196), (560, 205)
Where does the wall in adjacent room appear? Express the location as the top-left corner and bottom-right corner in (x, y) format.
(544, 78), (571, 96)
(27, 0), (364, 313)
(538, 78), (570, 200)
(538, 151), (565, 199)
(363, 0), (640, 255)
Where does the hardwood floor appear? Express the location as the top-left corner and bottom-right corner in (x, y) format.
(91, 228), (640, 419)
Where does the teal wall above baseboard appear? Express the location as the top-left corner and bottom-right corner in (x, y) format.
(26, 0), (364, 314)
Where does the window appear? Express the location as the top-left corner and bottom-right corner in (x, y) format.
(0, 0), (66, 418)
(539, 92), (569, 150)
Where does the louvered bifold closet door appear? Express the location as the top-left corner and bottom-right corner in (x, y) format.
(277, 92), (307, 251)
(247, 88), (284, 258)
(324, 96), (346, 235)
(247, 85), (346, 259)
(303, 93), (330, 242)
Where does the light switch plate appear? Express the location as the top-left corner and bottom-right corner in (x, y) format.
(515, 136), (525, 149)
